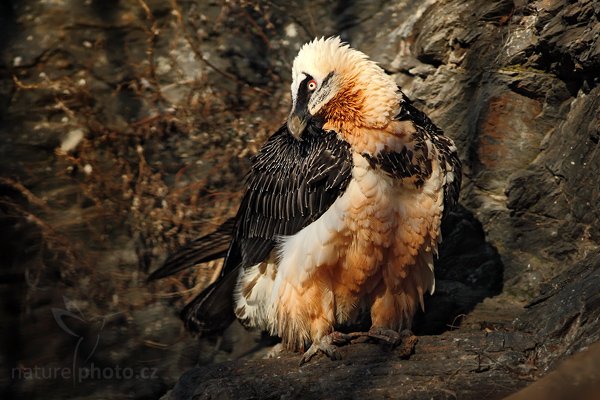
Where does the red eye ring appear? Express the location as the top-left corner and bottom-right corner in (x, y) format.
(307, 79), (317, 91)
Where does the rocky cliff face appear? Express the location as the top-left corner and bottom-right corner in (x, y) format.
(1, 1), (599, 399)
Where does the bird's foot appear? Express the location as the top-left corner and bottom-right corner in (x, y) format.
(329, 327), (400, 345)
(367, 327), (417, 355)
(299, 331), (350, 365)
(265, 343), (285, 359)
(366, 326), (402, 346)
(396, 329), (418, 358)
(298, 329), (417, 364)
(340, 327), (416, 354)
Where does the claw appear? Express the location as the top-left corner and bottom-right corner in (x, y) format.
(299, 333), (344, 365)
(329, 331), (353, 345)
(265, 343), (284, 359)
(344, 327), (412, 348)
(298, 328), (415, 364)
(367, 327), (402, 346)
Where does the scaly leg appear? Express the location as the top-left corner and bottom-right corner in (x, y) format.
(337, 327), (405, 346)
(298, 328), (415, 365)
(366, 326), (402, 346)
(299, 331), (351, 365)
(345, 328), (417, 358)
(265, 343), (285, 359)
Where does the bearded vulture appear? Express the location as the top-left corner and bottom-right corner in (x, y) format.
(149, 36), (461, 363)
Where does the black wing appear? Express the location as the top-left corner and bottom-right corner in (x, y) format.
(231, 123), (353, 271)
(365, 92), (461, 218)
(396, 91), (444, 136)
(398, 93), (462, 217)
(147, 218), (235, 281)
(182, 122), (353, 332)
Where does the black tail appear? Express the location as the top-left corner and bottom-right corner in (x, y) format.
(147, 218), (235, 281)
(180, 265), (240, 334)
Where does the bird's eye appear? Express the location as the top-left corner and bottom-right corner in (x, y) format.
(307, 79), (317, 91)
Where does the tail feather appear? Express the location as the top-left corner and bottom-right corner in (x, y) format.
(180, 265), (240, 334)
(147, 218), (235, 281)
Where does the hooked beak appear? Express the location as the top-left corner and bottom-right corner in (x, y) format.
(287, 113), (308, 138)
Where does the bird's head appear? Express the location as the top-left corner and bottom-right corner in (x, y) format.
(287, 36), (400, 139)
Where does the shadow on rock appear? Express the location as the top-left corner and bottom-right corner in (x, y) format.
(414, 204), (504, 335)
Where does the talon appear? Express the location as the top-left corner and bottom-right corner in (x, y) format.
(349, 334), (370, 344)
(265, 343), (284, 359)
(330, 331), (352, 345)
(299, 333), (344, 365)
(397, 330), (418, 358)
(299, 344), (320, 365)
(367, 327), (402, 346)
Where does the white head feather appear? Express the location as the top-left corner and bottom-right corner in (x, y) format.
(290, 36), (400, 129)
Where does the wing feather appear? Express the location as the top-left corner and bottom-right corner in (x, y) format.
(230, 123), (353, 270)
(365, 91), (461, 219)
(180, 123), (353, 333)
(147, 217), (235, 281)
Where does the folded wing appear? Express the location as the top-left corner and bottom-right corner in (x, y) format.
(169, 123), (353, 333)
